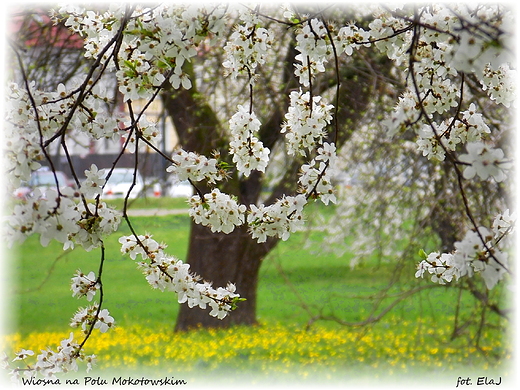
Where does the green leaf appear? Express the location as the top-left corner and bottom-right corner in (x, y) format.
(231, 297), (247, 310)
(123, 60), (136, 71)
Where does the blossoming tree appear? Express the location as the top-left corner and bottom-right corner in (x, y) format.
(3, 2), (515, 381)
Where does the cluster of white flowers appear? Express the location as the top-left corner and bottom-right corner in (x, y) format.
(4, 82), (121, 194)
(247, 194), (307, 243)
(119, 233), (166, 261)
(383, 91), (423, 137)
(4, 83), (44, 189)
(375, 4), (514, 176)
(70, 305), (115, 334)
(80, 164), (106, 199)
(480, 63), (516, 108)
(444, 7), (514, 76)
(458, 142), (511, 182)
(281, 90), (334, 156)
(228, 105), (270, 177)
(416, 210), (515, 289)
(383, 61), (459, 138)
(415, 125), (447, 161)
(116, 50), (167, 102)
(457, 104), (492, 141)
(298, 142), (337, 205)
(222, 8), (272, 82)
(335, 24), (371, 55)
(166, 148), (224, 184)
(68, 79), (123, 139)
(71, 270), (100, 301)
(58, 4), (228, 100)
(188, 189), (247, 234)
(119, 234), (241, 319)
(2, 333), (96, 383)
(416, 103), (492, 161)
(55, 5), (122, 68)
(4, 188), (121, 251)
(290, 12), (373, 80)
(69, 201), (121, 251)
(294, 19), (331, 86)
(368, 11), (411, 65)
(492, 209), (516, 237)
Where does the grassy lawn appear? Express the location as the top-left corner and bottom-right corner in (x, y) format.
(104, 196), (190, 210)
(7, 212), (191, 335)
(1, 198), (512, 386)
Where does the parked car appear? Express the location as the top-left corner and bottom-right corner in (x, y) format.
(168, 180), (194, 198)
(102, 168), (144, 199)
(14, 168), (75, 199)
(164, 173), (194, 198)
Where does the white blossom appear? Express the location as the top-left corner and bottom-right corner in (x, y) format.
(223, 8), (272, 82)
(298, 142), (337, 205)
(119, 233), (166, 261)
(459, 142), (511, 182)
(294, 19), (331, 86)
(166, 149), (224, 184)
(336, 24), (371, 55)
(123, 115), (161, 152)
(480, 63), (516, 107)
(12, 349), (34, 362)
(415, 103), (493, 162)
(70, 304), (115, 334)
(68, 201), (121, 251)
(416, 124), (446, 161)
(416, 216), (512, 289)
(71, 270), (100, 301)
(247, 194), (307, 243)
(368, 13), (411, 65)
(281, 90), (333, 155)
(81, 164), (106, 199)
(4, 188), (81, 248)
(492, 209), (516, 238)
(383, 90), (422, 137)
(188, 189), (246, 234)
(4, 83), (44, 190)
(228, 105), (270, 177)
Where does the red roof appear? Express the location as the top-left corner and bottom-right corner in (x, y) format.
(10, 9), (84, 49)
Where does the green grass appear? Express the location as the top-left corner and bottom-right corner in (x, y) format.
(7, 213), (191, 335)
(2, 199), (512, 385)
(104, 196), (189, 210)
(8, 211), (476, 334)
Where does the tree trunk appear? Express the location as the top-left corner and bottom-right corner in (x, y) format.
(161, 83), (284, 330)
(161, 68), (289, 331)
(175, 221), (278, 331)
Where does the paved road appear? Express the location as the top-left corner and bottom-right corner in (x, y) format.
(126, 208), (189, 217)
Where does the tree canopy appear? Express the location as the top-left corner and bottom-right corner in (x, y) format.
(2, 2), (515, 381)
